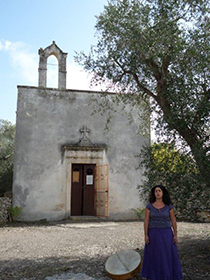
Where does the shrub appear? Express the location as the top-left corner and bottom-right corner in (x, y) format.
(8, 206), (22, 222)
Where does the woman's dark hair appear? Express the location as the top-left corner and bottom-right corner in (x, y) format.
(149, 185), (172, 205)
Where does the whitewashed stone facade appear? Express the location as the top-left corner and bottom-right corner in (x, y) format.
(12, 42), (150, 221)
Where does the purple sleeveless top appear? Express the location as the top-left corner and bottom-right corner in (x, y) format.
(146, 203), (173, 229)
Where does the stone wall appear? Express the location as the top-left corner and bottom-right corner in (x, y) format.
(0, 197), (12, 223)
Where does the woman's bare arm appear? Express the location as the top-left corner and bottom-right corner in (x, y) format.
(144, 208), (150, 244)
(170, 208), (178, 243)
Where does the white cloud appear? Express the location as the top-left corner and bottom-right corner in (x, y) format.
(67, 63), (93, 90)
(4, 41), (12, 50)
(11, 47), (38, 86)
(0, 40), (38, 86)
(67, 62), (110, 92)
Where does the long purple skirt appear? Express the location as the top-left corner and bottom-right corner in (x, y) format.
(141, 228), (183, 280)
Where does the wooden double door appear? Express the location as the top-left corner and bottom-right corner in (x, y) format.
(71, 164), (95, 216)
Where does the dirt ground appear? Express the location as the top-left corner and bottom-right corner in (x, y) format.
(0, 220), (209, 280)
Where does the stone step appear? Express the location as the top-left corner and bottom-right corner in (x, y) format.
(70, 216), (100, 221)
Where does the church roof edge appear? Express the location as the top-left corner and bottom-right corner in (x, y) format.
(17, 85), (117, 95)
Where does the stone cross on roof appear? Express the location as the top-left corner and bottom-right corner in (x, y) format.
(79, 126), (92, 146)
(80, 126), (90, 139)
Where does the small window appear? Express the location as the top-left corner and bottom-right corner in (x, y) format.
(73, 168), (79, 183)
(86, 168), (93, 185)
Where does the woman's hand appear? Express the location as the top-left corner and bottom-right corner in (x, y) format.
(145, 235), (149, 244)
(173, 234), (178, 243)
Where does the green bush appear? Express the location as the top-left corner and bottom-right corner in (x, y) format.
(8, 206), (22, 222)
(132, 208), (145, 220)
(0, 119), (15, 196)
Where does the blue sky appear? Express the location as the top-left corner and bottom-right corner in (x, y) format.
(0, 0), (108, 123)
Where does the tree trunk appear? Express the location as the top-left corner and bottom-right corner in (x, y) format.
(156, 94), (210, 189)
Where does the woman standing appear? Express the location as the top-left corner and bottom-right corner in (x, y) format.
(141, 185), (183, 280)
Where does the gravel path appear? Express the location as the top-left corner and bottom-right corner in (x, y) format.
(0, 221), (209, 280)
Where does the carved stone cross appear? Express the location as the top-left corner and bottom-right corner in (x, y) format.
(80, 126), (90, 139)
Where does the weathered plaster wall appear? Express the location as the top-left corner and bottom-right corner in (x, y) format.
(13, 86), (149, 221)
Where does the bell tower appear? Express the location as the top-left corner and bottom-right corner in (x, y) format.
(38, 41), (67, 89)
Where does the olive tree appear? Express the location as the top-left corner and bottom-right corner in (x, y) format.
(76, 0), (210, 189)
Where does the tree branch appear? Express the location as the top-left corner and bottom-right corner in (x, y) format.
(113, 57), (156, 98)
(145, 58), (161, 82)
(161, 54), (171, 76)
(132, 73), (157, 99)
(192, 88), (210, 126)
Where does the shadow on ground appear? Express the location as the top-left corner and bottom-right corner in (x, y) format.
(178, 237), (210, 280)
(0, 255), (117, 280)
(0, 235), (209, 280)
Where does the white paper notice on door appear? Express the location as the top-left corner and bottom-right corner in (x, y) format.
(86, 175), (93, 185)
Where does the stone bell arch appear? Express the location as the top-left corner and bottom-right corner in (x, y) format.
(38, 41), (68, 89)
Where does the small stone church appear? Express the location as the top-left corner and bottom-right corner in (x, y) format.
(12, 42), (149, 221)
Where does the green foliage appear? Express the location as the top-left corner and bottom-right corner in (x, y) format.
(132, 208), (145, 220)
(8, 206), (22, 222)
(0, 119), (15, 196)
(75, 0), (210, 189)
(138, 143), (209, 221)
